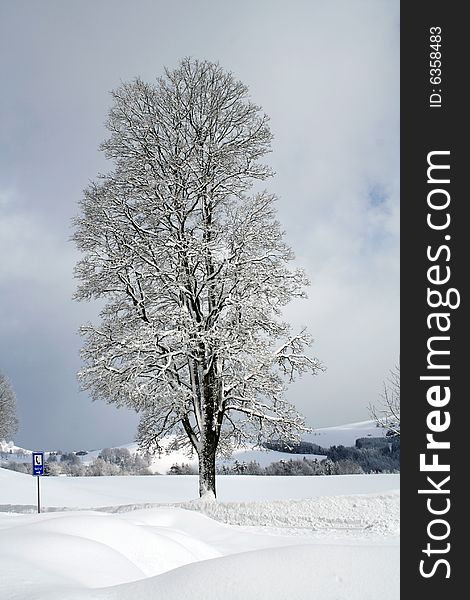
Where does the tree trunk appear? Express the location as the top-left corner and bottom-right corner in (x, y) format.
(198, 437), (217, 499)
(196, 360), (220, 499)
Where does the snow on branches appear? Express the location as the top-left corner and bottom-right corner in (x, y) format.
(74, 59), (323, 496)
(0, 373), (18, 441)
(370, 363), (400, 437)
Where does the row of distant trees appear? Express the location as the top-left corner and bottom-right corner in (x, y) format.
(170, 439), (400, 476)
(49, 447), (152, 476)
(3, 435), (399, 476)
(2, 447), (152, 477)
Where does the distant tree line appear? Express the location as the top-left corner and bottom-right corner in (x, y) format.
(168, 462), (198, 475)
(1, 461), (30, 474)
(2, 447), (152, 476)
(169, 438), (400, 476)
(262, 440), (328, 455)
(2, 438), (399, 476)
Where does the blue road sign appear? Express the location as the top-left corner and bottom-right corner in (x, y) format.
(32, 452), (44, 476)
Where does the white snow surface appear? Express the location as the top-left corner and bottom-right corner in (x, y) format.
(1, 423), (397, 599)
(304, 420), (389, 447)
(0, 440), (32, 454)
(0, 468), (399, 599)
(0, 466), (398, 508)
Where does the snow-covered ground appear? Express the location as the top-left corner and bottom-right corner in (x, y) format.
(0, 467), (399, 508)
(304, 420), (388, 447)
(0, 467), (399, 599)
(0, 423), (397, 598)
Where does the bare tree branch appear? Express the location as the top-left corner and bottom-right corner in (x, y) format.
(369, 361), (400, 437)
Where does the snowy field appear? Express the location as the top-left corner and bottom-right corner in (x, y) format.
(0, 468), (399, 599)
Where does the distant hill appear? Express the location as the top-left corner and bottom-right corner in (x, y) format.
(0, 440), (31, 454)
(1, 421), (388, 474)
(303, 420), (388, 448)
(76, 438), (326, 474)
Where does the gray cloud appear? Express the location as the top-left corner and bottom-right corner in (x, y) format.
(0, 0), (399, 449)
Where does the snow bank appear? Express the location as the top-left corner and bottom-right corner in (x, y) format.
(0, 517), (399, 600)
(0, 507), (398, 600)
(0, 509), (220, 599)
(0, 471), (399, 600)
(180, 491), (399, 535)
(90, 543), (399, 600)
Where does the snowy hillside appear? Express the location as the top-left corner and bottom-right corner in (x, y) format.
(1, 420), (387, 474)
(2, 439), (313, 472)
(0, 440), (31, 457)
(305, 420), (389, 448)
(95, 420), (389, 473)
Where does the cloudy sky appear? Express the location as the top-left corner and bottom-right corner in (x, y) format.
(0, 0), (399, 451)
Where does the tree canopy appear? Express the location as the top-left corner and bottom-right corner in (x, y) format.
(74, 58), (322, 496)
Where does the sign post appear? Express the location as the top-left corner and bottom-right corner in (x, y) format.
(32, 452), (44, 514)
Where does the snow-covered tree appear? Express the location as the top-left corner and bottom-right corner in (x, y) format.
(73, 58), (323, 498)
(87, 457), (121, 477)
(0, 372), (18, 441)
(370, 362), (400, 437)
